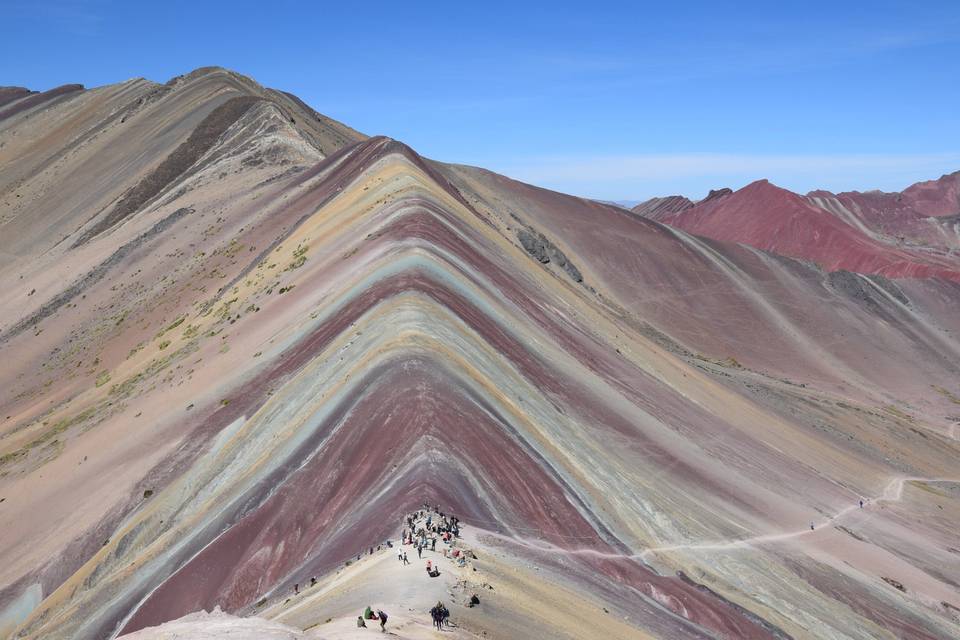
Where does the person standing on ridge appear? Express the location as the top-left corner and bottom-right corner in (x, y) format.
(377, 609), (388, 632)
(430, 602), (444, 630)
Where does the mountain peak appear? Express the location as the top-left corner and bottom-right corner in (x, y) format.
(4, 66), (960, 640)
(631, 194), (694, 219)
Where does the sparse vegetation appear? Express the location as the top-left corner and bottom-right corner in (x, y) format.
(883, 405), (914, 422)
(286, 243), (308, 270)
(157, 316), (186, 337)
(932, 385), (960, 405)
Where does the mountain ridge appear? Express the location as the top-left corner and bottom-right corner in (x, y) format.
(1, 67), (959, 640)
(634, 174), (960, 282)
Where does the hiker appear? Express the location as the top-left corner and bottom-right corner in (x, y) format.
(357, 616), (367, 628)
(417, 543), (422, 559)
(398, 548), (403, 562)
(293, 583), (299, 595)
(430, 602), (444, 630)
(859, 499), (864, 508)
(310, 577), (317, 587)
(403, 551), (409, 565)
(377, 609), (388, 632)
(810, 522), (815, 531)
(431, 537), (436, 551)
(441, 603), (450, 626)
(364, 604), (375, 620)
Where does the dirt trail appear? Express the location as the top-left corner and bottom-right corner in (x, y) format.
(472, 476), (960, 561)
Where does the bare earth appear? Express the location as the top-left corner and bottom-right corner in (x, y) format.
(1, 67), (959, 639)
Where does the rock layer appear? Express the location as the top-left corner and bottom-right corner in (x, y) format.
(1, 68), (959, 639)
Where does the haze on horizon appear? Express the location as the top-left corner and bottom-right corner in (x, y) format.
(3, 0), (959, 200)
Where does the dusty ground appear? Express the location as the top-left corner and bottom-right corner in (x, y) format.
(2, 67), (959, 639)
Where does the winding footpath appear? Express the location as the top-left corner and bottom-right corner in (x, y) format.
(475, 475), (960, 562)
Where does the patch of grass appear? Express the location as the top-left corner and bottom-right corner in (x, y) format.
(883, 404), (914, 422)
(1, 405), (100, 469)
(110, 372), (143, 399)
(214, 298), (239, 322)
(95, 371), (112, 387)
(157, 315), (186, 338)
(127, 342), (146, 360)
(286, 243), (308, 270)
(0, 450), (26, 465)
(158, 340), (171, 350)
(932, 385), (960, 405)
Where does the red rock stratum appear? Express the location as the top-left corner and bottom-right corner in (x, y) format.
(1, 68), (959, 639)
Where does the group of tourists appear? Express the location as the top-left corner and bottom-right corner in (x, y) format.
(294, 503), (477, 633)
(357, 604), (388, 632)
(429, 601), (450, 630)
(402, 504), (461, 560)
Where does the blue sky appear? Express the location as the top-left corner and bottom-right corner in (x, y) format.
(2, 0), (959, 200)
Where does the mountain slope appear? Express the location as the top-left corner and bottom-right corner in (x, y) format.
(647, 179), (960, 282)
(630, 194), (694, 219)
(0, 68), (959, 640)
(809, 171), (960, 251)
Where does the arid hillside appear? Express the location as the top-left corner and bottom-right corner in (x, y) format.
(1, 68), (959, 640)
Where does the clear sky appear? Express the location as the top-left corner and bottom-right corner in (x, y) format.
(3, 0), (959, 201)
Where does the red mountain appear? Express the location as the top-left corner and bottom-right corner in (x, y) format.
(649, 178), (960, 282)
(809, 171), (960, 251)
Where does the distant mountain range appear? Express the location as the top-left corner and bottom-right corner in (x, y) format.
(631, 173), (960, 281)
